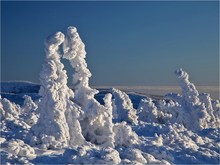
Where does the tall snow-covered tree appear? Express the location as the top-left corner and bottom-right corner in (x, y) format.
(63, 26), (115, 147)
(30, 31), (84, 148)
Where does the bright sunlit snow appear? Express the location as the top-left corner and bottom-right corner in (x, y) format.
(0, 27), (219, 164)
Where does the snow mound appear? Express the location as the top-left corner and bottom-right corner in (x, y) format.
(2, 139), (36, 158)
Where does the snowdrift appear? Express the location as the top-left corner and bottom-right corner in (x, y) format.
(1, 26), (219, 164)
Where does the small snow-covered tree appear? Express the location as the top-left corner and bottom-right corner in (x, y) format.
(212, 100), (220, 119)
(30, 31), (84, 148)
(112, 88), (138, 125)
(0, 97), (21, 121)
(113, 122), (139, 147)
(199, 93), (220, 127)
(0, 97), (30, 139)
(137, 98), (158, 123)
(174, 68), (211, 131)
(63, 26), (114, 147)
(137, 98), (174, 124)
(21, 95), (38, 126)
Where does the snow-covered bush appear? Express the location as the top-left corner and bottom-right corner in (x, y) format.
(3, 139), (36, 159)
(137, 98), (159, 123)
(21, 95), (38, 126)
(0, 97), (21, 120)
(0, 97), (30, 129)
(112, 88), (138, 124)
(113, 121), (139, 147)
(199, 93), (220, 127)
(119, 148), (148, 164)
(0, 97), (31, 142)
(62, 146), (121, 164)
(212, 100), (220, 119)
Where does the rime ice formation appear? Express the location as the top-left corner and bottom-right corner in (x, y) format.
(0, 97), (21, 121)
(113, 122), (139, 147)
(0, 97), (31, 142)
(29, 31), (84, 148)
(0, 97), (30, 129)
(212, 100), (220, 119)
(137, 98), (159, 123)
(199, 93), (220, 127)
(1, 26), (220, 164)
(174, 68), (212, 131)
(3, 139), (36, 159)
(165, 69), (220, 130)
(112, 88), (138, 124)
(137, 69), (219, 132)
(63, 147), (121, 164)
(63, 26), (98, 104)
(63, 26), (115, 147)
(21, 95), (38, 126)
(22, 95), (38, 113)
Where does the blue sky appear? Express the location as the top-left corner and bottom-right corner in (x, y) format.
(1, 1), (219, 86)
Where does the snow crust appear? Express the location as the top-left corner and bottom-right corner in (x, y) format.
(0, 26), (219, 164)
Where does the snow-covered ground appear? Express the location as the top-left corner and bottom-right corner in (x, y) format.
(1, 26), (219, 164)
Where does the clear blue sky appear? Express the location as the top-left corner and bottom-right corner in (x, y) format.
(1, 1), (219, 86)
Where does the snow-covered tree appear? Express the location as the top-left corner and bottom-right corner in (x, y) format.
(199, 93), (220, 127)
(0, 97), (21, 121)
(212, 100), (220, 119)
(63, 26), (98, 105)
(29, 31), (84, 148)
(0, 97), (30, 139)
(112, 88), (138, 125)
(174, 68), (211, 131)
(113, 122), (139, 147)
(137, 98), (158, 123)
(21, 95), (38, 126)
(63, 26), (114, 147)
